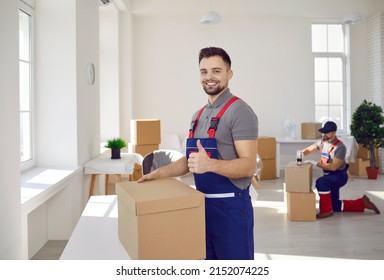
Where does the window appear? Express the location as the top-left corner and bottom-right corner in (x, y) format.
(312, 24), (347, 133)
(19, 2), (35, 170)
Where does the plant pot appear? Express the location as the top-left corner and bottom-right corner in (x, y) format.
(111, 149), (121, 159)
(366, 167), (379, 179)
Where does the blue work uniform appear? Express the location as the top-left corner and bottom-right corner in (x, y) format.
(316, 137), (349, 211)
(186, 91), (258, 260)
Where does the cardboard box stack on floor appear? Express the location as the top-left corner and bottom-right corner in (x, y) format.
(258, 136), (276, 180)
(116, 177), (206, 260)
(348, 144), (379, 176)
(301, 122), (322, 139)
(128, 119), (161, 180)
(284, 162), (316, 221)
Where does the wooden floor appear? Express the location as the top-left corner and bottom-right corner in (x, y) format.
(32, 171), (384, 260)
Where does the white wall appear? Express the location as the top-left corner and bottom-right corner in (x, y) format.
(118, 9), (134, 142)
(75, 0), (101, 166)
(36, 0), (100, 168)
(100, 5), (120, 142)
(99, 2), (133, 143)
(35, 0), (78, 167)
(131, 15), (315, 138)
(113, 0), (384, 141)
(0, 0), (23, 260)
(35, 0), (100, 176)
(0, 0), (100, 259)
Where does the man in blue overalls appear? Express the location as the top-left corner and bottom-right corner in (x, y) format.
(302, 121), (380, 219)
(139, 47), (259, 259)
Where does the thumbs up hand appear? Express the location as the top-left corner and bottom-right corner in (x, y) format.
(188, 139), (211, 174)
(196, 139), (206, 153)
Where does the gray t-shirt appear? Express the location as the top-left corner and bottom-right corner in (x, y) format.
(189, 89), (259, 189)
(316, 136), (347, 171)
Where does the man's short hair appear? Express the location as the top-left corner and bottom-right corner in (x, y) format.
(199, 47), (231, 69)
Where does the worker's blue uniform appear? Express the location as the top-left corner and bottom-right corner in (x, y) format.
(186, 96), (254, 260)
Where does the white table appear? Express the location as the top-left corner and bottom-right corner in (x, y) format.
(60, 195), (131, 260)
(84, 152), (143, 197)
(337, 135), (359, 163)
(276, 138), (319, 177)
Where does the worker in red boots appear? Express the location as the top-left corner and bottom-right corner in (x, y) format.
(302, 121), (380, 219)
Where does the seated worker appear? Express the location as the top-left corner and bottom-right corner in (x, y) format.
(302, 121), (380, 219)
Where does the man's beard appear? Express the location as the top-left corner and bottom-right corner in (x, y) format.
(203, 83), (225, 96)
(322, 135), (330, 141)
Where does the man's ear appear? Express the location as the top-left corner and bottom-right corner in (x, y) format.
(228, 69), (233, 80)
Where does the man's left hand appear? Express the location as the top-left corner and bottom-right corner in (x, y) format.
(187, 139), (211, 174)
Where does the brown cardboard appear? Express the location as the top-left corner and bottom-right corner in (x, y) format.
(286, 191), (316, 221)
(129, 163), (142, 181)
(258, 136), (276, 160)
(356, 144), (369, 160)
(130, 119), (161, 145)
(356, 144), (379, 164)
(285, 161), (312, 193)
(260, 158), (276, 180)
(128, 143), (159, 157)
(349, 158), (370, 176)
(301, 123), (322, 139)
(116, 178), (205, 260)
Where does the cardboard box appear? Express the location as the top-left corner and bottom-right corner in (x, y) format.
(356, 144), (379, 164)
(286, 191), (316, 221)
(301, 122), (322, 139)
(348, 158), (370, 176)
(130, 119), (161, 145)
(130, 163), (142, 181)
(260, 158), (276, 180)
(285, 161), (312, 193)
(116, 178), (205, 260)
(128, 143), (159, 157)
(258, 136), (276, 159)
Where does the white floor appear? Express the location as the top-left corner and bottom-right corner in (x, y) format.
(253, 170), (384, 260)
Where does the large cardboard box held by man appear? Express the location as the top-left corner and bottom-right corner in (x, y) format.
(116, 178), (206, 260)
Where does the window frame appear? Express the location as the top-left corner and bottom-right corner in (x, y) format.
(311, 22), (349, 135)
(19, 1), (36, 171)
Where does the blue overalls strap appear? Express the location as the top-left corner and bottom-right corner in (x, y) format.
(188, 96), (240, 139)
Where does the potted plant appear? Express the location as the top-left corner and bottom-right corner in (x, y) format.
(105, 138), (127, 159)
(350, 99), (384, 179)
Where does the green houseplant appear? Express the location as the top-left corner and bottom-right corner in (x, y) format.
(105, 138), (127, 159)
(350, 99), (384, 179)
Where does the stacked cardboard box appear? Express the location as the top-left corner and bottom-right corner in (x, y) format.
(129, 119), (161, 180)
(258, 136), (276, 180)
(129, 119), (161, 150)
(301, 122), (322, 139)
(349, 144), (378, 176)
(284, 162), (316, 221)
(116, 178), (206, 260)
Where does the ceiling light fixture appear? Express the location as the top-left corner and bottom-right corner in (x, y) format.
(200, 1), (222, 24)
(343, 12), (363, 24)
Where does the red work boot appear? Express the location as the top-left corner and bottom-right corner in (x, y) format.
(317, 192), (333, 219)
(363, 195), (380, 214)
(343, 198), (364, 212)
